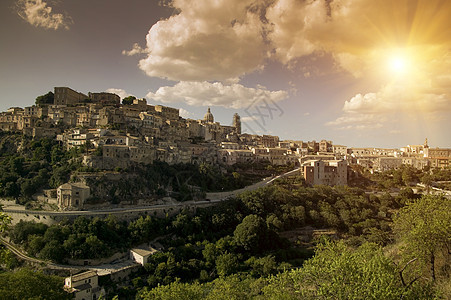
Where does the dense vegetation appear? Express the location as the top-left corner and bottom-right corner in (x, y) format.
(350, 163), (451, 191)
(0, 133), (86, 204)
(5, 178), (449, 298)
(0, 268), (70, 299)
(137, 241), (435, 300)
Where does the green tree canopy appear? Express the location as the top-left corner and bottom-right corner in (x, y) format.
(122, 96), (136, 105)
(233, 214), (266, 253)
(0, 268), (71, 299)
(393, 195), (451, 281)
(262, 240), (433, 299)
(35, 91), (54, 106)
(0, 210), (11, 233)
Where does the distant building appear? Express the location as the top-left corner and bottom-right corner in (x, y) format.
(57, 182), (90, 210)
(303, 160), (347, 186)
(64, 271), (104, 300)
(373, 157), (403, 172)
(130, 247), (158, 266)
(155, 105), (179, 120)
(88, 92), (120, 106)
(424, 147), (451, 169)
(261, 135), (279, 148)
(319, 140), (333, 152)
(54, 87), (88, 106)
(203, 107), (214, 123)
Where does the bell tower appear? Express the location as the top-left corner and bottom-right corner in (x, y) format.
(233, 113), (241, 134)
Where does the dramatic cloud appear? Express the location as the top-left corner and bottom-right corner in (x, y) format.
(128, 0), (451, 80)
(127, 0), (451, 117)
(146, 82), (288, 109)
(16, 0), (72, 30)
(127, 0), (269, 82)
(105, 88), (133, 99)
(266, 0), (451, 74)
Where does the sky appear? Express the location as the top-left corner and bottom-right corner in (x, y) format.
(0, 0), (450, 148)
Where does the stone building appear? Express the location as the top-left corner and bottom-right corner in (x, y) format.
(130, 247), (157, 266)
(424, 147), (451, 169)
(319, 140), (333, 152)
(88, 92), (120, 106)
(54, 87), (88, 106)
(155, 105), (179, 120)
(204, 107), (214, 123)
(373, 157), (403, 172)
(65, 271), (104, 300)
(233, 113), (241, 134)
(303, 160), (347, 186)
(57, 182), (91, 210)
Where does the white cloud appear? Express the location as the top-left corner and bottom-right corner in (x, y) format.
(122, 43), (147, 56)
(146, 81), (288, 109)
(265, 0), (327, 64)
(16, 0), (72, 30)
(105, 88), (133, 99)
(129, 0), (269, 82)
(327, 78), (451, 131)
(326, 114), (386, 129)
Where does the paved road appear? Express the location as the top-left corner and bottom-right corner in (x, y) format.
(3, 201), (215, 217)
(206, 167), (301, 200)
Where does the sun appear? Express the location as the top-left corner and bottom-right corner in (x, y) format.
(389, 56), (407, 73)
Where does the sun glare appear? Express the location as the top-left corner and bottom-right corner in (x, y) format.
(382, 48), (418, 79)
(389, 56), (406, 73)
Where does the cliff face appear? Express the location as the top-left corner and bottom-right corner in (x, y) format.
(77, 172), (158, 205)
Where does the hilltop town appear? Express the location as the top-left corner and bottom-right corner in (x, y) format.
(0, 87), (450, 211)
(0, 87), (450, 300)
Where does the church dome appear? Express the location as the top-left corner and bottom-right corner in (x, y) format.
(204, 107), (214, 123)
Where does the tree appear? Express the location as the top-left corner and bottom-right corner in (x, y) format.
(35, 91), (54, 106)
(393, 195), (451, 281)
(262, 240), (433, 299)
(420, 173), (433, 194)
(245, 255), (277, 277)
(0, 206), (11, 233)
(39, 240), (66, 262)
(215, 252), (239, 277)
(137, 280), (204, 300)
(0, 268), (71, 299)
(233, 214), (265, 253)
(122, 96), (136, 105)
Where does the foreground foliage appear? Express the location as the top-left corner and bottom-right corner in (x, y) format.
(394, 195), (451, 282)
(0, 268), (71, 299)
(137, 241), (434, 300)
